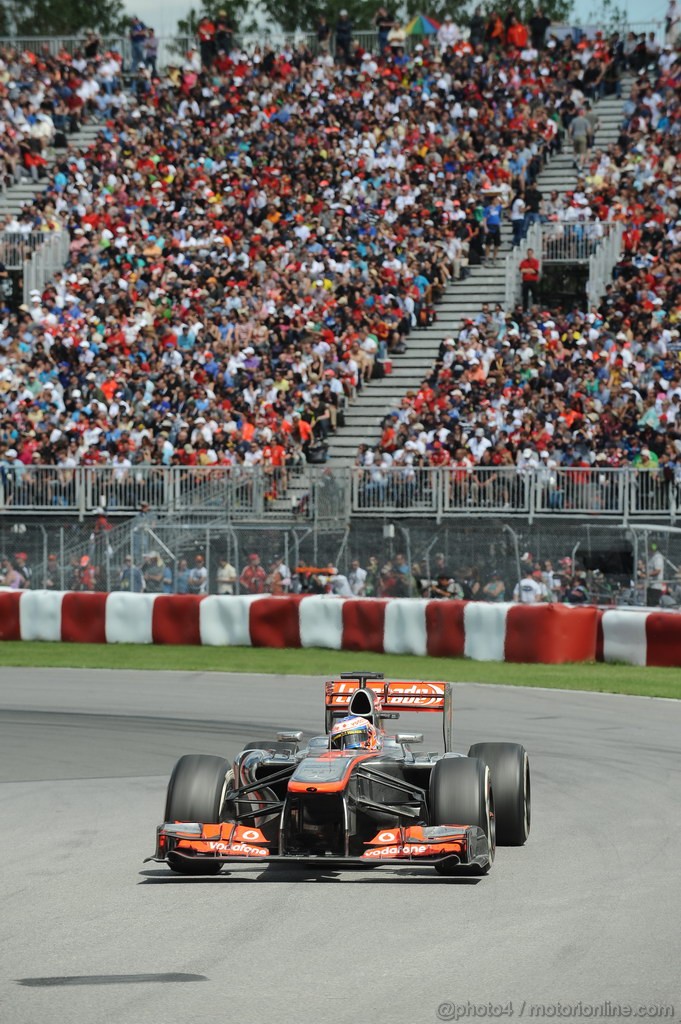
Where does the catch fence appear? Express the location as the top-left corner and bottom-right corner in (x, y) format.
(2, 514), (680, 610)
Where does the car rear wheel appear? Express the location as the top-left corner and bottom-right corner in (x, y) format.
(467, 743), (530, 846)
(429, 757), (495, 875)
(164, 754), (231, 875)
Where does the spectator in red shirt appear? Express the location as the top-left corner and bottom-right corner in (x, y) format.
(519, 248), (541, 311)
(240, 553), (267, 594)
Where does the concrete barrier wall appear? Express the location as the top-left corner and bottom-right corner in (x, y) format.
(2, 592), (679, 665)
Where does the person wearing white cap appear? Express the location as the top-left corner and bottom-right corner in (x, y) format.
(438, 13), (460, 49)
(517, 447), (539, 472)
(467, 427), (491, 462)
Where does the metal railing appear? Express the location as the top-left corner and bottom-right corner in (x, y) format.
(1, 464), (678, 524)
(0, 230), (62, 271)
(504, 222), (542, 310)
(541, 221), (619, 263)
(505, 222), (625, 309)
(588, 222), (625, 307)
(0, 35), (194, 71)
(0, 464), (352, 522)
(0, 19), (667, 66)
(352, 465), (678, 523)
(21, 231), (70, 304)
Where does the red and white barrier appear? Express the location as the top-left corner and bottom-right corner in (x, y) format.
(1, 591), (680, 666)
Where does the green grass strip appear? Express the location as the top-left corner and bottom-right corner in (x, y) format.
(0, 643), (677, 699)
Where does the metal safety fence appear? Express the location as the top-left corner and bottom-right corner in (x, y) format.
(541, 222), (621, 263)
(505, 222), (625, 311)
(2, 515), (680, 609)
(588, 223), (625, 307)
(0, 231), (61, 270)
(0, 17), (667, 76)
(21, 231), (70, 305)
(0, 463), (349, 522)
(351, 466), (681, 523)
(0, 35), (194, 72)
(1, 465), (679, 524)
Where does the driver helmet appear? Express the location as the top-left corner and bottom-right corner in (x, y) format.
(329, 715), (379, 751)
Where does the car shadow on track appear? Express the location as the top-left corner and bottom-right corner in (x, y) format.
(138, 868), (481, 885)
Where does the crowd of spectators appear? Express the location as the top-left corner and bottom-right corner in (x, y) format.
(356, 47), (681, 511)
(0, 18), (674, 495)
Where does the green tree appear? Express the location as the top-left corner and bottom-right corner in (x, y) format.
(273, 0), (577, 32)
(7, 0), (127, 35)
(268, 0), (381, 34)
(584, 0), (628, 30)
(411, 0), (575, 27)
(176, 1), (251, 37)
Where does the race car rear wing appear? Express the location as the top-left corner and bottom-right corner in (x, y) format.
(325, 674), (454, 752)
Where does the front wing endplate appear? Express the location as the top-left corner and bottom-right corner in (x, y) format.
(149, 822), (490, 870)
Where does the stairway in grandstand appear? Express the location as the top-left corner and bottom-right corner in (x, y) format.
(327, 84), (628, 464)
(0, 122), (101, 217)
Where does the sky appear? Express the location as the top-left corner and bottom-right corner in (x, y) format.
(125, 0), (669, 38)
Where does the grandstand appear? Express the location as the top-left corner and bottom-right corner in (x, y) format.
(0, 22), (678, 603)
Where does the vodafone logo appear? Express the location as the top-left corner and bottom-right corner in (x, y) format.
(387, 683), (445, 707)
(377, 831), (399, 843)
(329, 681), (445, 708)
(208, 841), (268, 857)
(364, 845), (429, 859)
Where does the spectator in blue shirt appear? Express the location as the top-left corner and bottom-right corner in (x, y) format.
(176, 558), (190, 594)
(484, 201), (503, 263)
(129, 17), (147, 70)
(118, 555), (144, 592)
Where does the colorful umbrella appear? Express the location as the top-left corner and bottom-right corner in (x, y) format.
(404, 14), (441, 35)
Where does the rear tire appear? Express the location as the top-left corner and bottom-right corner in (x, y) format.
(164, 754), (231, 875)
(429, 757), (495, 875)
(467, 743), (530, 846)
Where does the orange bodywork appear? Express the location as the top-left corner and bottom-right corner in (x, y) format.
(325, 679), (448, 713)
(363, 826), (466, 860)
(174, 823), (270, 857)
(286, 750), (377, 793)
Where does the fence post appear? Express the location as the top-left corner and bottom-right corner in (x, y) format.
(436, 466), (443, 525)
(59, 526), (65, 590)
(623, 467), (630, 526)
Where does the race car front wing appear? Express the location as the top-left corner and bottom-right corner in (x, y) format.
(148, 821), (491, 870)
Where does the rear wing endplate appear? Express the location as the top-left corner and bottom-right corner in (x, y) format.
(325, 678), (454, 752)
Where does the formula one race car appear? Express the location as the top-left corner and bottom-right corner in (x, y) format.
(149, 672), (530, 877)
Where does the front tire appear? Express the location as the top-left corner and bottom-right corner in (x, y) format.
(429, 757), (495, 875)
(164, 754), (231, 875)
(467, 743), (530, 846)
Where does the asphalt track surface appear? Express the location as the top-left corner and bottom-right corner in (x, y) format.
(0, 669), (679, 1024)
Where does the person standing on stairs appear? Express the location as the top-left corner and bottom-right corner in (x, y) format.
(483, 198), (503, 263)
(583, 101), (600, 150)
(511, 191), (526, 247)
(568, 108), (592, 172)
(519, 248), (541, 311)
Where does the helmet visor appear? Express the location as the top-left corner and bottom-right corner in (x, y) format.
(330, 725), (370, 749)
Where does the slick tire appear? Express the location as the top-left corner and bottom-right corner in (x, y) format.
(467, 743), (530, 846)
(164, 754), (231, 875)
(429, 757), (495, 876)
